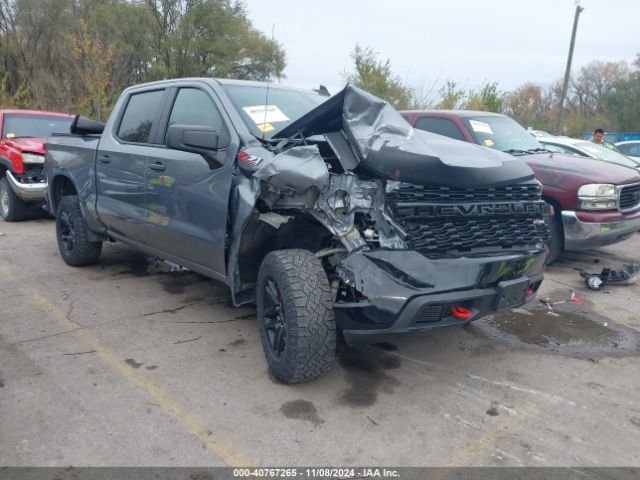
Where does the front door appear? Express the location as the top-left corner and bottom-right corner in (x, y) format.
(144, 86), (235, 275)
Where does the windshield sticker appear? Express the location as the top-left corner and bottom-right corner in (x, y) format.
(6, 132), (14, 139)
(483, 139), (494, 147)
(243, 105), (289, 124)
(469, 120), (493, 134)
(256, 122), (275, 133)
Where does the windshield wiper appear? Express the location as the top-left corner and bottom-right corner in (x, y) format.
(502, 148), (532, 156)
(527, 147), (552, 153)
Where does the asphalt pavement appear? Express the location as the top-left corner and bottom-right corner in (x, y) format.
(1, 218), (639, 467)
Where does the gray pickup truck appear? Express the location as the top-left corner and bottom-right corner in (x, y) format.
(45, 78), (549, 383)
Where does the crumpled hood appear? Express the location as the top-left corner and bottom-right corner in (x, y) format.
(5, 137), (46, 154)
(274, 85), (534, 189)
(524, 152), (640, 187)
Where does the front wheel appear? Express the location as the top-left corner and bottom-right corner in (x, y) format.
(257, 249), (336, 384)
(0, 176), (27, 222)
(56, 195), (102, 266)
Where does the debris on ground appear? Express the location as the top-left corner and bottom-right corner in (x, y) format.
(538, 291), (585, 315)
(146, 256), (189, 274)
(580, 264), (640, 291)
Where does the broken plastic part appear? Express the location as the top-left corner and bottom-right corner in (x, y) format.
(253, 145), (329, 194)
(258, 212), (291, 229)
(602, 264), (640, 285)
(580, 264), (640, 291)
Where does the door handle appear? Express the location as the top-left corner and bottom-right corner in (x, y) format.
(148, 162), (166, 172)
(98, 155), (111, 164)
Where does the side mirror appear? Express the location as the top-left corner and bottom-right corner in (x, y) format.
(166, 124), (222, 169)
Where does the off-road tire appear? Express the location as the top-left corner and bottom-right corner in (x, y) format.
(257, 249), (336, 384)
(56, 195), (102, 266)
(546, 207), (564, 264)
(0, 176), (27, 222)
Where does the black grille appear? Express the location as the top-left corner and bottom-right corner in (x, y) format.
(406, 218), (549, 257)
(388, 183), (542, 204)
(415, 304), (444, 323)
(619, 183), (640, 211)
(387, 182), (549, 258)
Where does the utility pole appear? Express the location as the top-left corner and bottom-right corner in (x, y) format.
(556, 2), (584, 134)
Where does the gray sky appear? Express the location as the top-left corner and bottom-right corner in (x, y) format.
(241, 0), (639, 96)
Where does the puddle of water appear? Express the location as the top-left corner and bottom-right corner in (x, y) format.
(471, 305), (639, 358)
(487, 308), (614, 346)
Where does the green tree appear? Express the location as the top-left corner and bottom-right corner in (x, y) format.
(0, 0), (286, 113)
(502, 82), (554, 128)
(568, 60), (630, 116)
(342, 44), (415, 110)
(0, 74), (32, 108)
(463, 81), (502, 112)
(436, 80), (465, 109)
(600, 59), (640, 131)
(68, 18), (113, 120)
(141, 0), (286, 81)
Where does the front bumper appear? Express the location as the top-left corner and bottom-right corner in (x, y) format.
(335, 249), (547, 345)
(6, 171), (46, 202)
(561, 210), (640, 250)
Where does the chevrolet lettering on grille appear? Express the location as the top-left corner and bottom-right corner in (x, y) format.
(412, 202), (547, 217)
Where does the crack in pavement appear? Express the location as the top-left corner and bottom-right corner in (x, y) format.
(11, 328), (83, 346)
(169, 314), (254, 324)
(141, 303), (199, 317)
(9, 317), (126, 346)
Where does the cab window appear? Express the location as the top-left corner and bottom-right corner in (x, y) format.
(117, 90), (164, 143)
(166, 88), (229, 147)
(415, 117), (466, 141)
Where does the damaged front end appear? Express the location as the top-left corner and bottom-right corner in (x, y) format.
(6, 158), (47, 202)
(228, 86), (549, 344)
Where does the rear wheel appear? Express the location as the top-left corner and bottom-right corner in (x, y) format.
(0, 176), (27, 222)
(56, 195), (102, 266)
(257, 249), (336, 384)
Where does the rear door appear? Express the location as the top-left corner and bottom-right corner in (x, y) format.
(144, 84), (236, 275)
(95, 88), (168, 243)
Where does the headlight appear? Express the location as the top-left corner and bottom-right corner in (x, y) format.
(577, 183), (617, 210)
(22, 153), (45, 164)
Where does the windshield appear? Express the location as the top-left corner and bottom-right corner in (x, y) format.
(463, 116), (543, 154)
(222, 85), (329, 139)
(573, 141), (640, 167)
(2, 114), (73, 140)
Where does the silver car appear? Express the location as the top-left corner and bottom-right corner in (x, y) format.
(540, 136), (640, 169)
(615, 140), (640, 161)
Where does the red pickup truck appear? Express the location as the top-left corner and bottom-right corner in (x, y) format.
(0, 109), (73, 221)
(401, 110), (640, 262)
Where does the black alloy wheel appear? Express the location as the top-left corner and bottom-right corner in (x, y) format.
(58, 209), (77, 256)
(262, 276), (287, 357)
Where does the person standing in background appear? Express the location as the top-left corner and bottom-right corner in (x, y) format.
(590, 128), (617, 150)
